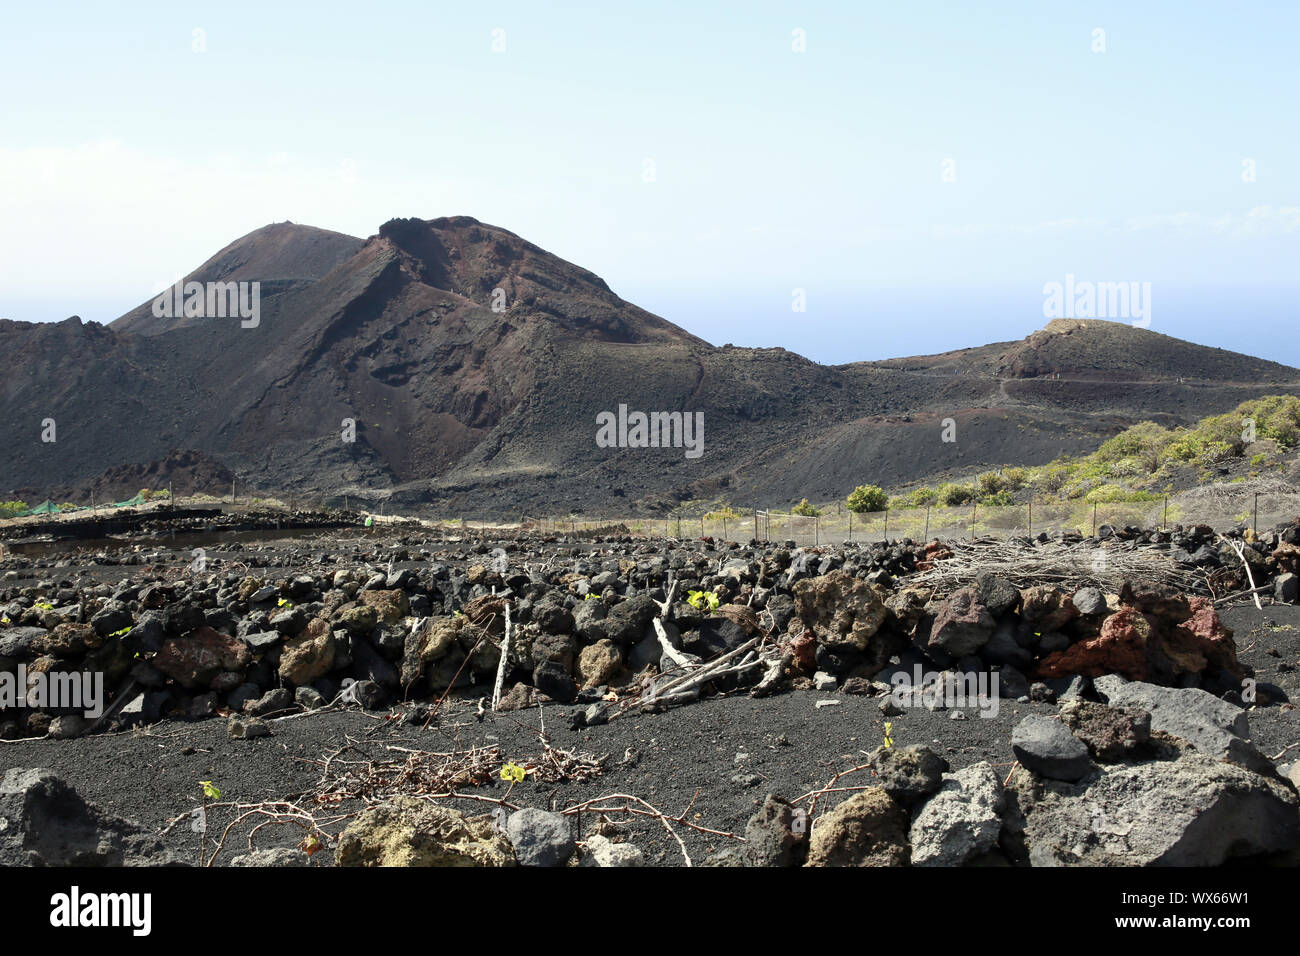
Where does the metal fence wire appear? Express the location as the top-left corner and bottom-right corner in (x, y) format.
(512, 491), (1300, 548)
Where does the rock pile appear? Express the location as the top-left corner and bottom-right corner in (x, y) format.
(0, 519), (1297, 738)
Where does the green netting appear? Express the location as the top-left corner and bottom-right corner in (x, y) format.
(19, 500), (60, 515)
(109, 493), (148, 508)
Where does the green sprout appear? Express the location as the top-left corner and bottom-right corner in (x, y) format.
(686, 590), (720, 612)
(200, 780), (222, 800)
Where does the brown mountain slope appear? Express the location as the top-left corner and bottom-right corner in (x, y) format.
(3, 218), (1299, 516)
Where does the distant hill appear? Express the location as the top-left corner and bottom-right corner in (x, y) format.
(3, 217), (1298, 517)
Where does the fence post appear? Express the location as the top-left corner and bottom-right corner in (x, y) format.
(1027, 500), (1032, 536)
(722, 517), (727, 541)
(1092, 502), (1097, 536)
(1253, 492), (1259, 535)
(700, 517), (705, 538)
(815, 515), (819, 546)
(848, 509), (853, 542)
(971, 502), (977, 538)
(924, 505), (930, 542)
(1163, 495), (1168, 529)
(883, 509), (888, 544)
(754, 509), (758, 542)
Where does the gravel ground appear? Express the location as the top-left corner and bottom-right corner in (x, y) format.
(1, 601), (1295, 867)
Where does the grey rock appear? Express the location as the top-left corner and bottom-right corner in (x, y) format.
(813, 671), (838, 691)
(1071, 586), (1108, 616)
(241, 631), (282, 652)
(228, 716), (271, 739)
(869, 745), (949, 805)
(243, 687), (293, 717)
(294, 686), (326, 709)
(230, 846), (310, 866)
(1093, 675), (1270, 773)
(506, 808), (574, 867)
(580, 834), (643, 867)
(0, 768), (178, 865)
(1011, 715), (1091, 782)
(1022, 753), (1299, 865)
(735, 794), (805, 866)
(974, 572), (1020, 617)
(910, 762), (1004, 866)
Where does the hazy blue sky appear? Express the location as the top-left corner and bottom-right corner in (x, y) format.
(2, 1), (1297, 364)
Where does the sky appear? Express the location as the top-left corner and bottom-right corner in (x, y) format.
(2, 1), (1297, 365)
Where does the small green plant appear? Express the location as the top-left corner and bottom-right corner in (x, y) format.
(686, 589), (721, 612)
(200, 780), (222, 800)
(791, 498), (821, 517)
(277, 597), (293, 608)
(109, 626), (131, 638)
(34, 602), (54, 612)
(0, 500), (28, 517)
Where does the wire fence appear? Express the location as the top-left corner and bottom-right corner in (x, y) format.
(6, 487), (1299, 549)
(512, 490), (1300, 547)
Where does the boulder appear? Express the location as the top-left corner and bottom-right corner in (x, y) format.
(909, 762), (1004, 866)
(278, 618), (338, 686)
(805, 787), (909, 867)
(358, 589), (409, 625)
(401, 616), (460, 686)
(927, 588), (995, 657)
(506, 808), (575, 867)
(336, 798), (514, 866)
(578, 640), (622, 688)
(1011, 715), (1091, 782)
(1019, 586), (1078, 633)
(1092, 675), (1270, 772)
(793, 570), (894, 675)
(1020, 753), (1299, 866)
(581, 833), (644, 867)
(867, 745), (949, 805)
(0, 768), (177, 866)
(154, 625), (251, 688)
(1058, 699), (1151, 761)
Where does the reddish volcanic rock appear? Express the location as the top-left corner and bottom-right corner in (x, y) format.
(154, 625), (251, 688)
(1019, 586), (1078, 634)
(787, 630), (817, 671)
(1036, 608), (1154, 681)
(1159, 597), (1242, 679)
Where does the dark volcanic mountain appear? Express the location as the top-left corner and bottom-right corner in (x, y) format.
(3, 217), (1299, 516)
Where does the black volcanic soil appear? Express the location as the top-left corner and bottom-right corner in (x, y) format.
(2, 604), (1295, 868)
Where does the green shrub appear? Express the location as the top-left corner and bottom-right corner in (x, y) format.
(0, 501), (28, 517)
(1082, 484), (1161, 503)
(846, 484), (888, 513)
(938, 482), (976, 506)
(791, 498), (821, 517)
(890, 487), (940, 509)
(976, 472), (1005, 497)
(1001, 467), (1029, 490)
(1035, 463), (1071, 493)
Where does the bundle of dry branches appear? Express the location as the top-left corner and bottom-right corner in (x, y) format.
(907, 537), (1203, 598)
